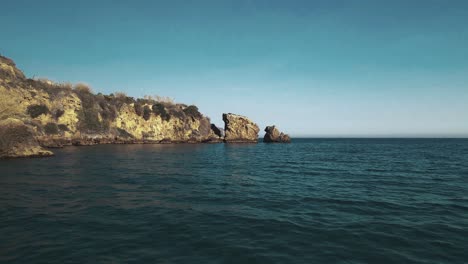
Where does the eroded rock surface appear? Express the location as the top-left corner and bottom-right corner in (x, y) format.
(223, 113), (259, 143)
(0, 55), (222, 158)
(263, 125), (291, 143)
(0, 55), (292, 158)
(0, 118), (53, 158)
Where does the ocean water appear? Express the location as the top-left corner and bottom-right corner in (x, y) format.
(1, 139), (468, 263)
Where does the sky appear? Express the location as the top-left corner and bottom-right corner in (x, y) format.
(1, 0), (467, 137)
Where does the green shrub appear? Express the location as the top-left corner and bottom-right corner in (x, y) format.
(0, 121), (34, 157)
(166, 105), (185, 120)
(76, 92), (105, 132)
(100, 106), (117, 121)
(115, 92), (127, 98)
(134, 103), (143, 116)
(44, 122), (59, 134)
(114, 95), (135, 110)
(54, 109), (64, 119)
(58, 124), (69, 131)
(183, 105), (202, 119)
(27, 104), (49, 118)
(97, 96), (116, 122)
(143, 106), (151, 121)
(73, 83), (92, 94)
(58, 82), (73, 90)
(78, 108), (102, 131)
(28, 78), (72, 99)
(152, 103), (170, 121)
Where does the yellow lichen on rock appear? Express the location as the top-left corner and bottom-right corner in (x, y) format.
(114, 103), (207, 141)
(55, 92), (81, 136)
(0, 54), (226, 157)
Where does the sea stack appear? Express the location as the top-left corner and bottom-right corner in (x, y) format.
(263, 125), (291, 143)
(223, 113), (259, 143)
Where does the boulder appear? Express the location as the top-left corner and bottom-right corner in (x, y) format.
(263, 126), (291, 143)
(0, 118), (54, 158)
(223, 113), (259, 143)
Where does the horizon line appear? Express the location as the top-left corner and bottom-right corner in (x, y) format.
(286, 135), (468, 139)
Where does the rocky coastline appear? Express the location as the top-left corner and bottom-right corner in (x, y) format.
(0, 55), (290, 159)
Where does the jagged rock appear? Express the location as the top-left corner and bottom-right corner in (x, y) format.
(0, 118), (54, 158)
(223, 113), (259, 143)
(210, 124), (224, 138)
(0, 55), (225, 150)
(264, 126), (291, 143)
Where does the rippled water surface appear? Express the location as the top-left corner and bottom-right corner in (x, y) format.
(1, 139), (468, 263)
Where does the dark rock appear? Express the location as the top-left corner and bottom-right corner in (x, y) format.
(263, 126), (291, 143)
(210, 124), (224, 138)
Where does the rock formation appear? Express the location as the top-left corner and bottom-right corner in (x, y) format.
(223, 113), (259, 143)
(0, 55), (290, 158)
(0, 55), (220, 158)
(0, 118), (53, 158)
(210, 124), (224, 138)
(263, 126), (291, 143)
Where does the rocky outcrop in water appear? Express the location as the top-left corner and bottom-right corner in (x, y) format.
(0, 118), (53, 158)
(263, 126), (291, 143)
(223, 113), (259, 143)
(0, 55), (292, 158)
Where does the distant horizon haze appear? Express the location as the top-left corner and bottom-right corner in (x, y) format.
(1, 0), (467, 137)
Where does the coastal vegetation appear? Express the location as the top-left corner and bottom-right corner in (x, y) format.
(0, 54), (225, 158)
(0, 54), (282, 159)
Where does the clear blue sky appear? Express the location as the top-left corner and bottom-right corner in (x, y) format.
(1, 0), (467, 137)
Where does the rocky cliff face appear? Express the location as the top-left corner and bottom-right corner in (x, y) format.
(0, 55), (220, 158)
(0, 55), (287, 158)
(0, 118), (53, 158)
(223, 113), (259, 143)
(264, 126), (291, 143)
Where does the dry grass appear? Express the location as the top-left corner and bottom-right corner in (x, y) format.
(0, 120), (33, 156)
(144, 95), (175, 105)
(114, 92), (127, 99)
(0, 92), (24, 120)
(57, 82), (73, 90)
(73, 83), (93, 94)
(35, 77), (55, 85)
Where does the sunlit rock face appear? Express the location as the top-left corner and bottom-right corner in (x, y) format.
(0, 55), (291, 158)
(263, 125), (291, 143)
(0, 55), (221, 158)
(0, 118), (53, 158)
(222, 113), (259, 143)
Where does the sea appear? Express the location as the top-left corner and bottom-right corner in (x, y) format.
(1, 139), (467, 263)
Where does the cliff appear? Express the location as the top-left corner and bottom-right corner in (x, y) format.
(0, 55), (220, 158)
